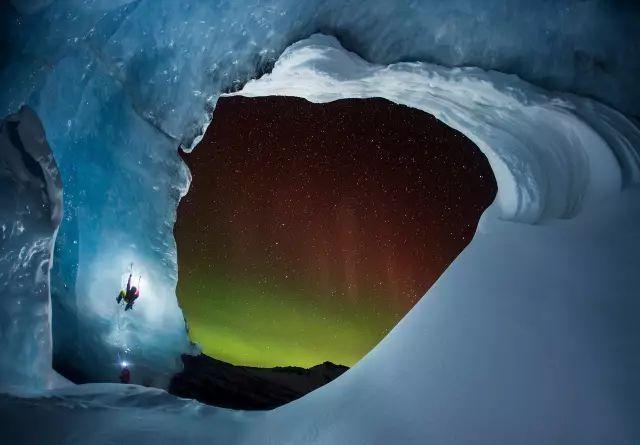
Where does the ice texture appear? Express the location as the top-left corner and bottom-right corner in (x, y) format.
(233, 34), (640, 224)
(0, 106), (62, 392)
(0, 1), (639, 443)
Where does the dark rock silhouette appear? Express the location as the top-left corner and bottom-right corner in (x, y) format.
(169, 354), (348, 410)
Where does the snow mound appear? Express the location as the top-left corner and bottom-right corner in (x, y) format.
(0, 383), (259, 444)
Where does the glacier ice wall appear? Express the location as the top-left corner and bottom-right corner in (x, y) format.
(0, 106), (62, 392)
(29, 46), (194, 386)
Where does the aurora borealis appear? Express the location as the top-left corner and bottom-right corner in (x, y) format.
(175, 96), (496, 368)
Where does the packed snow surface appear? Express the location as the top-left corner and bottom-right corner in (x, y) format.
(1, 1), (640, 443)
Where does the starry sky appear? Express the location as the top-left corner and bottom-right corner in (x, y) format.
(175, 96), (496, 368)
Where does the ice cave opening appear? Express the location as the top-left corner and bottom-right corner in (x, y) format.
(42, 33), (640, 396)
(1, 1), (640, 442)
(169, 94), (497, 409)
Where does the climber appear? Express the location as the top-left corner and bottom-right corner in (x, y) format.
(119, 363), (131, 384)
(116, 272), (141, 311)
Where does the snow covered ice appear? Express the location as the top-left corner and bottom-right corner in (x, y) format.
(1, 1), (640, 443)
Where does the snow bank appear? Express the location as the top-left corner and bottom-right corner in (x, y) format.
(254, 187), (640, 445)
(0, 106), (62, 392)
(0, 383), (260, 444)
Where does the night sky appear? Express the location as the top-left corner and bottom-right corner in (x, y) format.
(175, 96), (496, 368)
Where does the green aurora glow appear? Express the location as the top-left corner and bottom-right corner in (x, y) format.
(175, 97), (495, 368)
(180, 271), (396, 367)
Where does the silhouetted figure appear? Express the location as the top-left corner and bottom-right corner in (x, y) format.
(116, 273), (141, 311)
(119, 366), (131, 384)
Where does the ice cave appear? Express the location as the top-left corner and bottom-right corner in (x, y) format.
(1, 0), (640, 443)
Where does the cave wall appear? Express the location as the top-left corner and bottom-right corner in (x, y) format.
(0, 106), (62, 392)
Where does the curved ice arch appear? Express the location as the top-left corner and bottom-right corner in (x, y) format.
(228, 36), (640, 444)
(231, 34), (640, 224)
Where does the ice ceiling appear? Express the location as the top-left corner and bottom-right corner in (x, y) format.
(1, 0), (640, 443)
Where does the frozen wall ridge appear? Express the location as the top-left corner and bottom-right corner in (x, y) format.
(0, 106), (62, 392)
(232, 34), (639, 224)
(29, 46), (192, 386)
